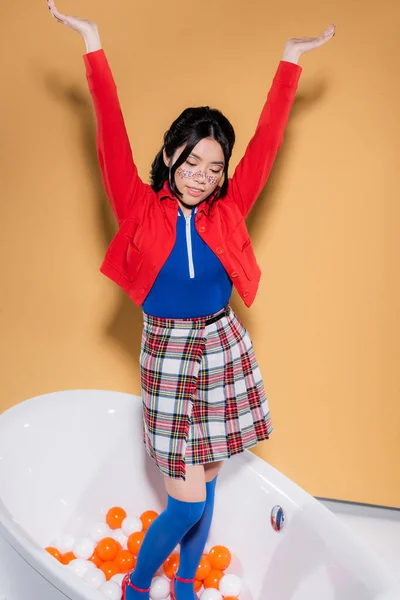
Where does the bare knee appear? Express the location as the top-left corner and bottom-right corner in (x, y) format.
(204, 461), (223, 482)
(164, 465), (206, 502)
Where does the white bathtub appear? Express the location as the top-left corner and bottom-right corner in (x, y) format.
(0, 390), (399, 600)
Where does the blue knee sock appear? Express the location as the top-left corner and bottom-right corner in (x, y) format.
(126, 495), (205, 599)
(175, 477), (218, 599)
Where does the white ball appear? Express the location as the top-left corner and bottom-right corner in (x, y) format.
(90, 522), (112, 543)
(150, 576), (170, 600)
(121, 516), (142, 537)
(67, 558), (94, 578)
(53, 534), (75, 553)
(100, 580), (123, 600)
(83, 567), (106, 589)
(200, 589), (222, 600)
(111, 573), (125, 586)
(219, 574), (242, 597)
(110, 528), (128, 548)
(72, 537), (95, 560)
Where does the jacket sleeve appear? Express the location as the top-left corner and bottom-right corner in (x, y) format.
(83, 49), (149, 225)
(228, 60), (303, 219)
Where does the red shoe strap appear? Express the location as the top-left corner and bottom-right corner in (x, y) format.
(174, 574), (195, 584)
(128, 580), (151, 593)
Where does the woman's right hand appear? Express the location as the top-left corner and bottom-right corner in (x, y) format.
(47, 0), (99, 39)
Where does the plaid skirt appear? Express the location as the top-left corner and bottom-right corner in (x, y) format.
(139, 304), (273, 480)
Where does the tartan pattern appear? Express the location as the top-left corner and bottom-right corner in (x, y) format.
(139, 305), (273, 480)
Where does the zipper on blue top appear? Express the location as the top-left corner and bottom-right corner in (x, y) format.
(178, 206), (197, 279)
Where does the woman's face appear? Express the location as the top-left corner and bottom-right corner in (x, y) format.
(164, 137), (225, 208)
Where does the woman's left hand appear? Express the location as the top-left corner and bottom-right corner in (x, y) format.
(283, 24), (336, 63)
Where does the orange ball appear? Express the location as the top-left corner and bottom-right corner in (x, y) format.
(45, 547), (62, 562)
(194, 579), (203, 592)
(61, 551), (76, 565)
(163, 553), (180, 579)
(114, 549), (136, 573)
(88, 553), (103, 568)
(208, 545), (231, 571)
(204, 569), (224, 589)
(223, 598), (240, 600)
(106, 506), (127, 530)
(100, 561), (120, 581)
(195, 554), (211, 581)
(140, 510), (158, 532)
(127, 531), (146, 556)
(95, 537), (119, 562)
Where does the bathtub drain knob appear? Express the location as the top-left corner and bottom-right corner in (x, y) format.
(271, 505), (286, 532)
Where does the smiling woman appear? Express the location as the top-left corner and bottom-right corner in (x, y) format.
(154, 111), (234, 215)
(46, 1), (335, 598)
(163, 138), (227, 213)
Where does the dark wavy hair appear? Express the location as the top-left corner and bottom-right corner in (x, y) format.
(150, 106), (236, 208)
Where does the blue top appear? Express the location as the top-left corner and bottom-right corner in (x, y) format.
(142, 204), (233, 318)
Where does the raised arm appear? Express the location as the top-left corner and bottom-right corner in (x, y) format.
(228, 60), (302, 219)
(229, 24), (335, 219)
(47, 0), (149, 225)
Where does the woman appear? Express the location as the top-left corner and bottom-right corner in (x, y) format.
(47, 3), (335, 598)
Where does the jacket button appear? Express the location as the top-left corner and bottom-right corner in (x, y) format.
(199, 226), (206, 233)
(216, 247), (223, 255)
(243, 290), (249, 298)
(231, 272), (239, 278)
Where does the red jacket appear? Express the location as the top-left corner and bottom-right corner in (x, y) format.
(83, 50), (302, 308)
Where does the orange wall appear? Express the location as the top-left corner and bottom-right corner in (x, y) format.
(1, 0), (399, 507)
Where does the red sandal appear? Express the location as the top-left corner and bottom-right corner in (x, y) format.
(121, 572), (151, 598)
(170, 574), (199, 600)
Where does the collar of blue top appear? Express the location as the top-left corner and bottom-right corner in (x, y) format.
(159, 180), (219, 217)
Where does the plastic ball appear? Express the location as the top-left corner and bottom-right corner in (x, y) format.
(67, 558), (94, 578)
(45, 547), (62, 562)
(111, 573), (125, 585)
(208, 546), (231, 571)
(100, 561), (120, 581)
(61, 551), (76, 565)
(200, 589), (223, 600)
(195, 579), (203, 592)
(121, 516), (142, 537)
(163, 552), (180, 579)
(95, 538), (120, 562)
(88, 552), (103, 568)
(140, 510), (159, 532)
(73, 537), (95, 560)
(114, 549), (136, 573)
(219, 574), (242, 597)
(83, 567), (107, 589)
(53, 534), (75, 553)
(149, 576), (170, 600)
(204, 569), (224, 589)
(110, 528), (128, 548)
(195, 554), (212, 581)
(106, 507), (127, 530)
(90, 522), (112, 543)
(127, 531), (145, 556)
(100, 580), (123, 600)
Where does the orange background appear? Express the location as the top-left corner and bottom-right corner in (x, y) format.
(1, 0), (399, 507)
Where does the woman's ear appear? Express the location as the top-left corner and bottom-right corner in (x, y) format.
(162, 148), (170, 168)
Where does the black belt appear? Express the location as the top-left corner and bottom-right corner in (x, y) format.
(205, 306), (230, 326)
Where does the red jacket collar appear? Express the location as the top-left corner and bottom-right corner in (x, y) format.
(157, 180), (219, 216)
